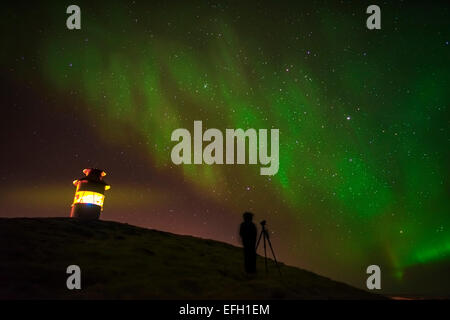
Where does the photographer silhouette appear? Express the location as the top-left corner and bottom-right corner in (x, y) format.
(239, 212), (257, 273)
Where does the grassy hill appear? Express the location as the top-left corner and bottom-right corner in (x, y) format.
(0, 218), (384, 299)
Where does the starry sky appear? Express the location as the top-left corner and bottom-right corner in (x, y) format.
(1, 1), (449, 296)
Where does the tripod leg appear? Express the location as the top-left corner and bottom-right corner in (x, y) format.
(263, 231), (268, 273)
(266, 236), (282, 277)
(256, 230), (263, 251)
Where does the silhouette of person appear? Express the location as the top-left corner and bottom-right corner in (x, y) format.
(239, 212), (257, 273)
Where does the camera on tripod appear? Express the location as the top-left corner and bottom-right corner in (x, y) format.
(256, 219), (281, 276)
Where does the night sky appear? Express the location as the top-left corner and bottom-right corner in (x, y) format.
(1, 1), (449, 296)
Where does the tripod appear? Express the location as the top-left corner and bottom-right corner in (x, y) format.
(256, 220), (282, 277)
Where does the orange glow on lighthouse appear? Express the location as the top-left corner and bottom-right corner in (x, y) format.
(70, 168), (111, 220)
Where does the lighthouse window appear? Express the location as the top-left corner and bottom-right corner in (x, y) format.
(72, 191), (105, 207)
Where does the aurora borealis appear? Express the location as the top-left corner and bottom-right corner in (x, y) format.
(1, 1), (449, 296)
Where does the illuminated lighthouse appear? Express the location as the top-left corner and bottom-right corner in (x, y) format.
(70, 168), (111, 220)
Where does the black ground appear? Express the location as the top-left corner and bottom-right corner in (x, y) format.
(0, 218), (384, 299)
